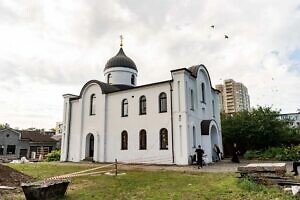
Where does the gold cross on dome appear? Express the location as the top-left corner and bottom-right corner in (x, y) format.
(120, 35), (123, 47)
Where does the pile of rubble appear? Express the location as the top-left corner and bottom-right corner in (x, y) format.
(238, 163), (300, 196)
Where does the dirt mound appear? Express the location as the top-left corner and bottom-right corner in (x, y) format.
(0, 164), (34, 187)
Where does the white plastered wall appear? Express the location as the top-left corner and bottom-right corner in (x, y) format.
(104, 67), (137, 86)
(105, 82), (173, 164)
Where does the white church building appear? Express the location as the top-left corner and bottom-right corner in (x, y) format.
(60, 44), (223, 165)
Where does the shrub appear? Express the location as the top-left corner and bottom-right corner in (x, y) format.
(244, 145), (300, 161)
(46, 150), (61, 162)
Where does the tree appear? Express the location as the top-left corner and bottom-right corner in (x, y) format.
(222, 106), (292, 154)
(0, 123), (10, 129)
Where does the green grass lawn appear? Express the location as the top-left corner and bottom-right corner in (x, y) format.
(6, 163), (297, 200)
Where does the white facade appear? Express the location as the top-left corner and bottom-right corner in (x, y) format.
(279, 113), (300, 128)
(61, 48), (223, 165)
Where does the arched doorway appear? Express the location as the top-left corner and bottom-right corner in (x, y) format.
(210, 125), (219, 162)
(86, 133), (94, 159)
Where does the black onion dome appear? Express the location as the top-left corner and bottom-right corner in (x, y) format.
(104, 48), (137, 71)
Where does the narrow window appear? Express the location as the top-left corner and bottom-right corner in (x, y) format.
(107, 73), (112, 84)
(7, 145), (16, 154)
(190, 89), (194, 110)
(160, 128), (168, 150)
(121, 131), (128, 150)
(121, 99), (128, 117)
(139, 95), (146, 115)
(201, 83), (206, 103)
(192, 126), (196, 148)
(177, 81), (181, 111)
(131, 74), (135, 85)
(0, 146), (4, 155)
(139, 129), (147, 150)
(159, 92), (167, 113)
(90, 94), (96, 115)
(212, 100), (215, 118)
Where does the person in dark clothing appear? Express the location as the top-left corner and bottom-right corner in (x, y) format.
(291, 162), (300, 176)
(214, 144), (221, 161)
(291, 151), (300, 176)
(231, 143), (240, 163)
(195, 145), (205, 168)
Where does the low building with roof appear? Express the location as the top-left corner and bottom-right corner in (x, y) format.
(279, 112), (300, 128)
(0, 128), (57, 160)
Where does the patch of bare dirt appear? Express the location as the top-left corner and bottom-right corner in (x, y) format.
(0, 164), (34, 199)
(0, 164), (33, 187)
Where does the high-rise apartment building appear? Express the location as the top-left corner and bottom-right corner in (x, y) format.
(216, 79), (250, 114)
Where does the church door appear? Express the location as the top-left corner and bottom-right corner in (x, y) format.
(89, 134), (94, 158)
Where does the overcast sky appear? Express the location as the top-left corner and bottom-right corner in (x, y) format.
(0, 0), (299, 129)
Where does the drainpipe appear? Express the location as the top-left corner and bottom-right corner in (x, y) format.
(169, 81), (175, 164)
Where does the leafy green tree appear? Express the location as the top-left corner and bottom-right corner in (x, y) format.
(0, 123), (9, 129)
(222, 106), (293, 153)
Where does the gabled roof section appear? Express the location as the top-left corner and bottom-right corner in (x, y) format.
(188, 65), (220, 93)
(0, 128), (56, 142)
(171, 65), (220, 93)
(69, 80), (134, 100)
(80, 80), (133, 95)
(0, 128), (22, 139)
(20, 131), (56, 142)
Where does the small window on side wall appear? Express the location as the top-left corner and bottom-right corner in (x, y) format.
(139, 96), (146, 115)
(159, 92), (167, 113)
(190, 89), (194, 110)
(90, 94), (96, 115)
(121, 131), (128, 150)
(192, 126), (196, 148)
(212, 100), (215, 118)
(201, 83), (206, 103)
(160, 128), (168, 150)
(121, 99), (128, 117)
(107, 74), (112, 84)
(131, 74), (135, 85)
(139, 129), (147, 150)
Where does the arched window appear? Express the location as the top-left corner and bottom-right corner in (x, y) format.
(190, 89), (194, 110)
(90, 94), (96, 115)
(139, 129), (147, 150)
(192, 126), (196, 148)
(107, 73), (112, 84)
(131, 74), (135, 85)
(160, 128), (168, 150)
(212, 100), (215, 118)
(121, 131), (128, 150)
(201, 83), (206, 103)
(121, 99), (128, 117)
(139, 95), (146, 115)
(159, 92), (167, 113)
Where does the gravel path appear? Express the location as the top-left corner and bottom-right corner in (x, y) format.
(51, 159), (294, 174)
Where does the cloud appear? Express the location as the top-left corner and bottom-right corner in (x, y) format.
(0, 0), (299, 129)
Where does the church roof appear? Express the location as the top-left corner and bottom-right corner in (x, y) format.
(104, 48), (137, 71)
(67, 79), (172, 101)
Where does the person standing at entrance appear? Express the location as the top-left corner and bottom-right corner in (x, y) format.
(214, 144), (221, 161)
(195, 145), (204, 168)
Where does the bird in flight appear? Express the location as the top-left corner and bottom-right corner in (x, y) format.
(224, 35), (229, 39)
(211, 25), (215, 29)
